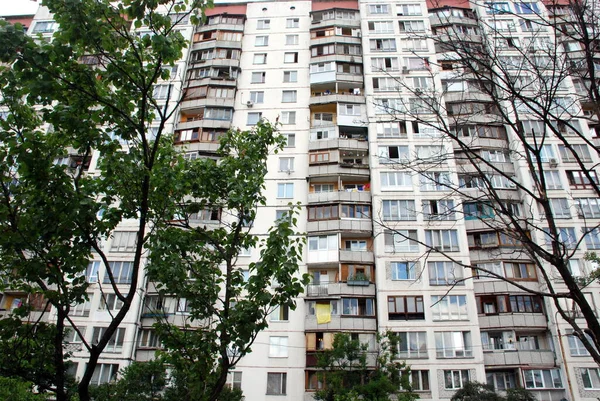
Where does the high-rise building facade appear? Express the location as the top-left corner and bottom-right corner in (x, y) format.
(3, 0), (600, 400)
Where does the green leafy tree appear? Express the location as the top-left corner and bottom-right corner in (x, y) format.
(451, 382), (536, 401)
(314, 332), (418, 401)
(0, 377), (49, 401)
(0, 1), (306, 401)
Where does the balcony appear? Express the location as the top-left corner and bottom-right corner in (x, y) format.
(309, 138), (369, 152)
(310, 18), (361, 30)
(429, 15), (479, 27)
(306, 282), (376, 297)
(309, 163), (370, 178)
(191, 40), (243, 51)
(196, 24), (245, 33)
(479, 313), (548, 330)
(310, 71), (364, 85)
(483, 349), (556, 367)
(310, 93), (365, 106)
(186, 77), (238, 88)
(311, 35), (361, 47)
(176, 119), (231, 130)
(444, 91), (493, 103)
(189, 58), (240, 69)
(307, 189), (371, 204)
(307, 218), (372, 234)
(339, 249), (374, 264)
(305, 315), (377, 331)
(310, 54), (363, 65)
(180, 97), (235, 111)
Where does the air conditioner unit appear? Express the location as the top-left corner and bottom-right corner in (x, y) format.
(246, 100), (254, 107)
(402, 66), (409, 74)
(415, 88), (423, 95)
(548, 157), (559, 167)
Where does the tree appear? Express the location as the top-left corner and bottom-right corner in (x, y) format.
(451, 382), (535, 401)
(314, 332), (418, 401)
(371, 0), (600, 365)
(0, 2), (307, 401)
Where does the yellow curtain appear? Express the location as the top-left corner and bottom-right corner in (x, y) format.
(316, 303), (331, 324)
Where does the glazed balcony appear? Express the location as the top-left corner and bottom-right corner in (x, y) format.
(309, 137), (368, 152)
(429, 15), (479, 27)
(191, 39), (243, 51)
(311, 70), (364, 85)
(189, 57), (240, 69)
(180, 97), (235, 111)
(310, 35), (361, 47)
(310, 17), (360, 31)
(309, 93), (365, 106)
(305, 315), (377, 331)
(479, 313), (548, 330)
(196, 24), (245, 34)
(186, 77), (238, 88)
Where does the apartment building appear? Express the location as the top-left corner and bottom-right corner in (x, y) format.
(3, 0), (600, 399)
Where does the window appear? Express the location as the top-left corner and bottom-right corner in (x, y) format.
(282, 90), (297, 102)
(370, 39), (397, 52)
(377, 122), (406, 138)
(255, 36), (269, 46)
(138, 329), (160, 348)
(382, 200), (416, 221)
(250, 91), (265, 104)
(559, 144), (592, 163)
(406, 370), (430, 390)
(487, 371), (517, 391)
(284, 52), (299, 64)
(92, 327), (126, 352)
(391, 262), (417, 280)
(340, 104), (361, 116)
(104, 261), (133, 284)
(582, 368), (600, 389)
(568, 333), (592, 356)
(398, 20), (426, 32)
(514, 2), (540, 13)
(549, 198), (571, 218)
(380, 171), (412, 190)
(444, 370), (470, 389)
(423, 199), (455, 220)
(398, 4), (423, 15)
(71, 294), (92, 316)
(99, 294), (123, 311)
(542, 170), (563, 189)
(286, 18), (299, 28)
(576, 198), (600, 218)
(247, 112), (262, 125)
(65, 327), (86, 344)
(251, 72), (266, 84)
(485, 2), (510, 13)
(269, 336), (288, 358)
(396, 332), (427, 358)
(308, 205), (338, 221)
(283, 133), (295, 147)
(281, 111), (296, 125)
(384, 230), (419, 252)
(436, 331), (472, 358)
(254, 53), (267, 64)
(504, 262), (537, 280)
(341, 204), (371, 218)
(420, 172), (453, 191)
(279, 157), (294, 172)
(152, 84), (172, 99)
(266, 373), (287, 395)
(90, 364), (119, 386)
(585, 228), (600, 249)
(369, 4), (390, 14)
(428, 261), (463, 285)
(378, 146), (409, 163)
(388, 296), (424, 320)
(86, 261), (100, 283)
(368, 21), (394, 33)
(425, 230), (460, 251)
(227, 372), (242, 390)
(283, 71), (297, 83)
(372, 57), (400, 72)
(32, 21), (57, 33)
(110, 231), (137, 253)
(309, 152), (330, 163)
(345, 240), (367, 251)
(509, 295), (543, 313)
(524, 369), (563, 389)
(285, 34), (299, 45)
(277, 183), (294, 198)
(270, 305), (289, 321)
(257, 19), (270, 29)
(432, 295), (468, 320)
(342, 298), (375, 316)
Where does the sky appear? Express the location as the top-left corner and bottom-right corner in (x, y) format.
(1, 0), (40, 16)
